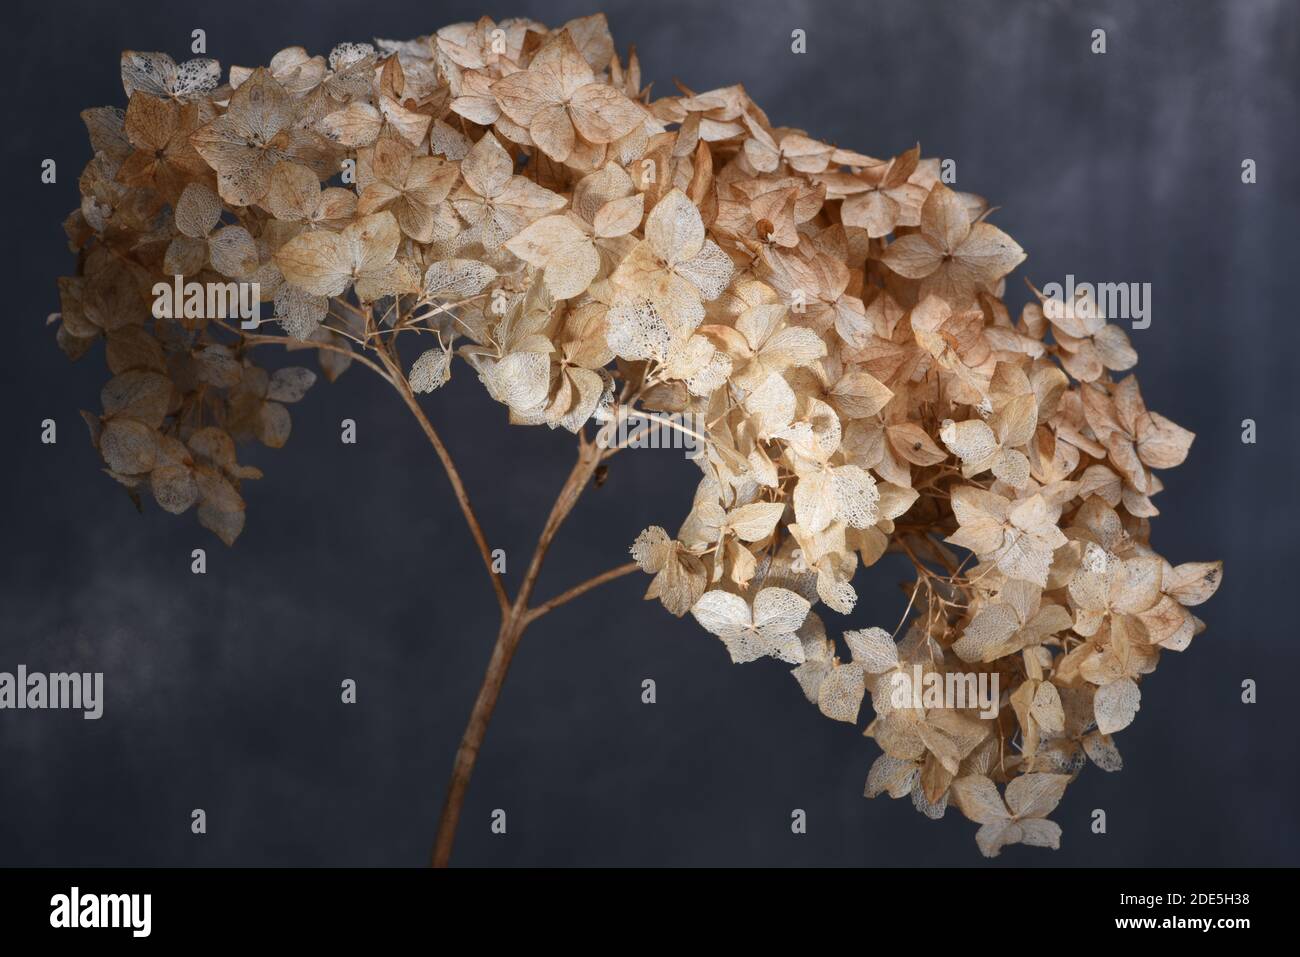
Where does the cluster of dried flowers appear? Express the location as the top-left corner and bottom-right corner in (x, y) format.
(55, 14), (1221, 856)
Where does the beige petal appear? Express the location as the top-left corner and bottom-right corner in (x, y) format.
(726, 502), (786, 542)
(1136, 411), (1194, 469)
(593, 193), (644, 238)
(276, 229), (349, 297)
(504, 215), (588, 267)
(529, 103), (577, 163)
(920, 183), (971, 253)
(955, 222), (1026, 284)
(843, 627), (899, 673)
(460, 132), (515, 199)
(1004, 772), (1069, 819)
(818, 663), (866, 723)
(950, 774), (1010, 825)
(1094, 677), (1141, 735)
(646, 189), (705, 265)
(881, 233), (942, 279)
(569, 83), (644, 144)
(691, 589), (750, 640)
(491, 69), (564, 127)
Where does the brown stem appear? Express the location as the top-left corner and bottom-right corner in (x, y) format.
(523, 561), (638, 627)
(429, 613), (527, 868)
(375, 348), (510, 614)
(430, 433), (610, 867)
(216, 320), (394, 382)
(225, 301), (635, 868)
(511, 433), (609, 616)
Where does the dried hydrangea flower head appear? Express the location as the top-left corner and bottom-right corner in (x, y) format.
(54, 13), (1222, 858)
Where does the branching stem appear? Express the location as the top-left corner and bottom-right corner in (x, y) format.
(523, 561), (639, 626)
(229, 307), (635, 867)
(374, 346), (511, 615)
(430, 433), (615, 867)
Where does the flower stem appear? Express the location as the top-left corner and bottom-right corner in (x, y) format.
(430, 612), (528, 867)
(430, 432), (613, 867)
(237, 316), (631, 866)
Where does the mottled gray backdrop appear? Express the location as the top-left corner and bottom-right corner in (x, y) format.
(3, 0), (1297, 866)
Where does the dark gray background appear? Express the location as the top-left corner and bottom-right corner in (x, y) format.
(2, 0), (1297, 866)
